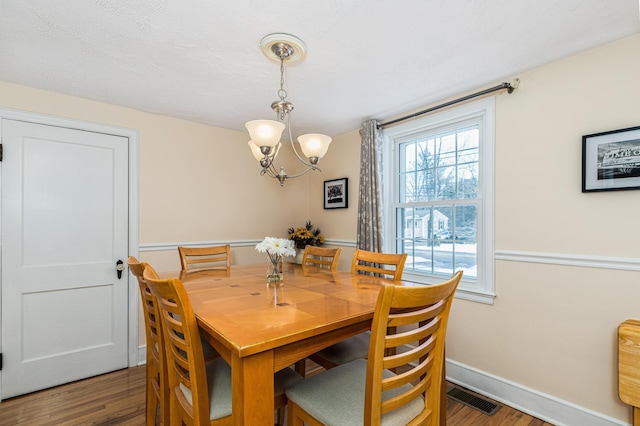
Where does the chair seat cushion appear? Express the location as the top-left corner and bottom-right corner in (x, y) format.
(315, 331), (370, 364)
(179, 359), (302, 421)
(180, 357), (233, 420)
(285, 359), (424, 426)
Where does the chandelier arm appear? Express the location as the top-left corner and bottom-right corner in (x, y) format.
(260, 167), (275, 178)
(265, 161), (280, 177)
(285, 113), (315, 168)
(282, 164), (321, 180)
(258, 143), (282, 176)
(259, 154), (279, 178)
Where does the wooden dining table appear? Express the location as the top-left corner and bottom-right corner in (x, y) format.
(160, 262), (441, 425)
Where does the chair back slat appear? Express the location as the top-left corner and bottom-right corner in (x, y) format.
(302, 246), (342, 271)
(351, 249), (407, 280)
(178, 244), (231, 273)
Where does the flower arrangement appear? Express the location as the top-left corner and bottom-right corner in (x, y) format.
(256, 237), (296, 261)
(256, 237), (296, 282)
(288, 221), (325, 249)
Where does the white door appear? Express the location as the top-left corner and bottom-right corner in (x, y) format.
(1, 119), (129, 399)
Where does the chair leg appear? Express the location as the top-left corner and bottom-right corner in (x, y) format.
(158, 392), (169, 426)
(288, 401), (326, 426)
(275, 407), (285, 426)
(287, 402), (305, 426)
(145, 393), (156, 426)
(294, 359), (306, 377)
(145, 365), (157, 426)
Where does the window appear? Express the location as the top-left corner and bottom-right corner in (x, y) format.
(383, 98), (495, 303)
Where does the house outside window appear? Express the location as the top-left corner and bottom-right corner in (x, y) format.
(383, 98), (495, 303)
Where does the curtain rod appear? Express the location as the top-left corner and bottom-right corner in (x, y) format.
(377, 79), (519, 129)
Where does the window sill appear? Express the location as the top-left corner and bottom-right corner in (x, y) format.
(452, 287), (495, 304)
(402, 271), (495, 305)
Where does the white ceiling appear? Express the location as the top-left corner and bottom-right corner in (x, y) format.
(1, 1), (638, 137)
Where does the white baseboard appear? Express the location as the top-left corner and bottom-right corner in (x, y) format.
(137, 346), (146, 366)
(446, 359), (627, 426)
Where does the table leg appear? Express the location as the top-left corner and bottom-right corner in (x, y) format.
(231, 350), (274, 425)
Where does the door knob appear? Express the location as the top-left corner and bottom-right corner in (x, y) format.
(116, 260), (125, 279)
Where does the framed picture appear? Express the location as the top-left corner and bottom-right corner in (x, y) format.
(582, 125), (640, 192)
(324, 178), (348, 209)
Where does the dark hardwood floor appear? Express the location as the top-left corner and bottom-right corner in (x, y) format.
(0, 367), (146, 425)
(0, 365), (553, 425)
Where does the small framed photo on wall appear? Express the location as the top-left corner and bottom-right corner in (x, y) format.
(582, 125), (640, 192)
(324, 178), (348, 209)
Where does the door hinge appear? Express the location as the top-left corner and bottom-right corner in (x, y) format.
(0, 353), (3, 370)
(0, 143), (3, 161)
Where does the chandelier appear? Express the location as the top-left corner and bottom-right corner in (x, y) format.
(246, 33), (332, 186)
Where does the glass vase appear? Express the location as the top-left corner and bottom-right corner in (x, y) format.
(267, 258), (284, 286)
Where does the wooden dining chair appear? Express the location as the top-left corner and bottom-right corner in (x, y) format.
(351, 248), (408, 280)
(301, 246), (342, 271)
(143, 269), (302, 425)
(295, 246), (343, 375)
(307, 249), (409, 373)
(127, 256), (169, 426)
(178, 244), (231, 273)
(286, 271), (463, 425)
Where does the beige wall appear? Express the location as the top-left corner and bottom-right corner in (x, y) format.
(0, 80), (312, 267)
(1, 32), (639, 424)
(427, 34), (639, 423)
(0, 81), (314, 346)
(309, 34), (640, 423)
(308, 128), (361, 271)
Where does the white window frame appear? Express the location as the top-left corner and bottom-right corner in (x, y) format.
(382, 97), (496, 304)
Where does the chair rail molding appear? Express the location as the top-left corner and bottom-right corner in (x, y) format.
(139, 239), (357, 252)
(139, 240), (257, 252)
(495, 249), (640, 271)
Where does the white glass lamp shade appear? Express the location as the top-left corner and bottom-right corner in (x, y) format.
(245, 120), (285, 148)
(248, 141), (264, 161)
(297, 134), (332, 159)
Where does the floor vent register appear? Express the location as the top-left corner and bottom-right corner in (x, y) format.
(446, 385), (502, 416)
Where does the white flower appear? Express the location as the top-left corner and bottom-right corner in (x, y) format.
(255, 237), (296, 259)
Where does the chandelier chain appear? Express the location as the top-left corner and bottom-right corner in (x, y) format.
(279, 56), (287, 101)
(276, 56), (288, 121)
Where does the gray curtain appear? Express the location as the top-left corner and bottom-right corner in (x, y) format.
(357, 119), (384, 252)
